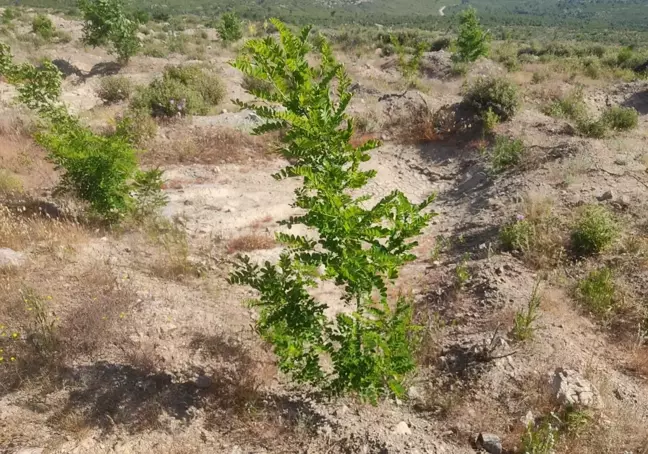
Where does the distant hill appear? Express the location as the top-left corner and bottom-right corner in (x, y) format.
(3, 0), (648, 31)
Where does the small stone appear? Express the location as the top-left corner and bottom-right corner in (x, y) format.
(0, 248), (26, 269)
(597, 190), (614, 201)
(393, 421), (412, 435)
(408, 386), (423, 401)
(616, 195), (631, 208)
(477, 433), (502, 454)
(334, 405), (350, 416)
(614, 156), (627, 166)
(195, 375), (213, 389)
(222, 109), (228, 114)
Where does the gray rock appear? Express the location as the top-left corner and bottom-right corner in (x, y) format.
(0, 248), (26, 268)
(615, 195), (631, 208)
(195, 375), (213, 389)
(15, 449), (45, 454)
(477, 433), (502, 454)
(551, 368), (603, 409)
(393, 421), (412, 435)
(597, 190), (614, 201)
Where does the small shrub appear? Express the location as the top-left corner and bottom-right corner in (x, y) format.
(577, 267), (616, 316)
(0, 44), (164, 222)
(114, 108), (158, 145)
(544, 88), (587, 121)
(582, 57), (602, 79)
(430, 37), (451, 52)
(522, 419), (558, 454)
(32, 14), (55, 40)
(216, 12), (242, 43)
(97, 75), (133, 104)
(586, 44), (606, 58)
(482, 107), (500, 133)
(391, 34), (426, 83)
(132, 64), (224, 117)
(450, 61), (469, 77)
(453, 7), (489, 63)
(463, 77), (520, 121)
(531, 71), (548, 84)
(147, 218), (203, 280)
(142, 41), (168, 58)
(576, 117), (608, 138)
(2, 8), (17, 23)
(571, 205), (618, 255)
(133, 10), (150, 24)
(601, 106), (639, 131)
(0, 169), (23, 195)
(489, 135), (524, 172)
(513, 280), (541, 341)
(500, 216), (534, 251)
(455, 254), (471, 289)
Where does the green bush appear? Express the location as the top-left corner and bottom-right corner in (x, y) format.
(216, 12), (242, 43)
(489, 136), (524, 172)
(114, 108), (158, 145)
(97, 75), (133, 103)
(577, 267), (616, 316)
(132, 64), (224, 117)
(601, 106), (639, 131)
(582, 57), (602, 79)
(576, 117), (608, 138)
(2, 8), (17, 23)
(430, 37), (451, 52)
(544, 88), (588, 121)
(78, 0), (140, 63)
(32, 14), (55, 40)
(500, 217), (534, 251)
(0, 43), (165, 222)
(463, 76), (520, 121)
(571, 205), (618, 255)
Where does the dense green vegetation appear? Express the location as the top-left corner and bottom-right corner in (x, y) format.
(4, 0), (648, 45)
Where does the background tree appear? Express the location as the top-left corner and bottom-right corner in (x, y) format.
(453, 7), (490, 63)
(78, 0), (140, 64)
(216, 12), (243, 43)
(229, 19), (435, 401)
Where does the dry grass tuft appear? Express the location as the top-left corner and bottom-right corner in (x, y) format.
(388, 102), (439, 144)
(0, 265), (138, 394)
(142, 126), (277, 166)
(145, 218), (205, 281)
(0, 205), (87, 252)
(0, 134), (57, 192)
(227, 233), (276, 254)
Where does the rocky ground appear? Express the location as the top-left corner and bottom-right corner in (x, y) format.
(1, 8), (648, 454)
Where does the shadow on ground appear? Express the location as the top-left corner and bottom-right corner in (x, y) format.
(10, 333), (328, 445)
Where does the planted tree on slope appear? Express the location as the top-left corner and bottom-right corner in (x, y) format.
(229, 20), (436, 401)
